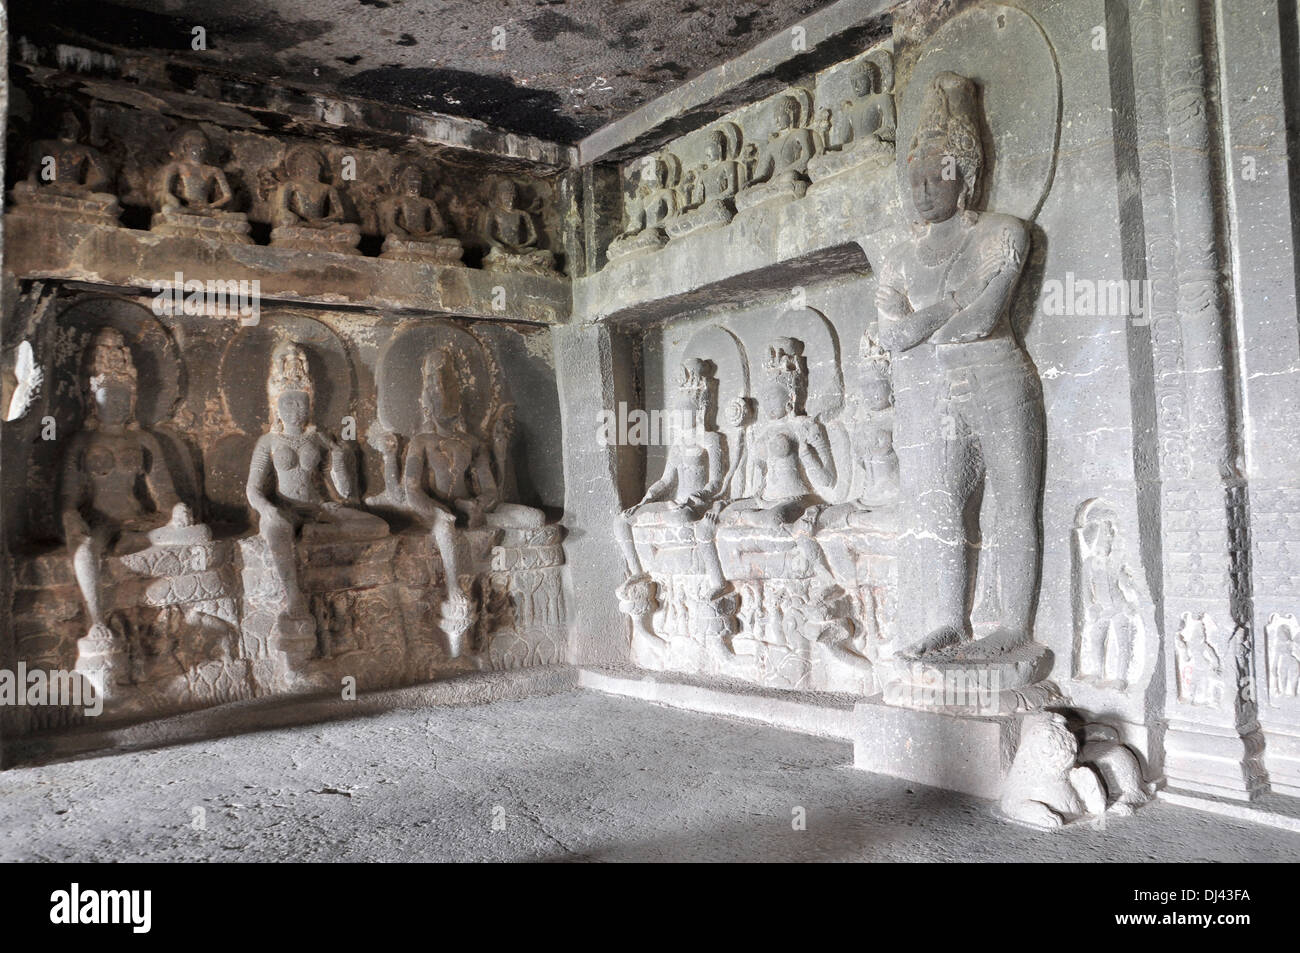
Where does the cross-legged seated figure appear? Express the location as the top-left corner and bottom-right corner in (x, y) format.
(875, 71), (1044, 666)
(246, 341), (389, 626)
(150, 127), (251, 243)
(60, 328), (190, 687)
(404, 345), (544, 656)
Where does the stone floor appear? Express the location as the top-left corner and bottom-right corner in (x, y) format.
(1, 690), (1297, 862)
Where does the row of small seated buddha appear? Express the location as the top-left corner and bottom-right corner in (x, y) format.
(42, 327), (561, 703)
(613, 334), (899, 690)
(8, 115), (557, 275)
(606, 50), (896, 263)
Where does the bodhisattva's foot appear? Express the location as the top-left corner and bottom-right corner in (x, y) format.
(971, 627), (1031, 655)
(899, 625), (963, 660)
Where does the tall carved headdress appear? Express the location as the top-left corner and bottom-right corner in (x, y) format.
(675, 357), (716, 413)
(764, 337), (808, 412)
(909, 71), (984, 209)
(267, 339), (314, 432)
(84, 327), (138, 422)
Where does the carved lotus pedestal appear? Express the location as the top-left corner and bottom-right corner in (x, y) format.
(270, 222), (362, 255)
(8, 183), (121, 228)
(875, 638), (1058, 717)
(664, 199), (735, 240)
(150, 208), (253, 244)
(380, 235), (464, 264)
(605, 227), (668, 263)
(13, 535), (250, 726)
(238, 533), (403, 694)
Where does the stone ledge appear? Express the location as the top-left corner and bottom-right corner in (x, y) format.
(3, 665), (580, 769)
(1158, 790), (1300, 834)
(850, 701), (1020, 800)
(578, 667), (859, 739)
(3, 213), (571, 325)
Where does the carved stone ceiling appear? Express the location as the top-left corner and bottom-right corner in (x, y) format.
(11, 0), (839, 143)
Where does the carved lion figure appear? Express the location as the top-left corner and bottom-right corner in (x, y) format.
(1000, 711), (1153, 829)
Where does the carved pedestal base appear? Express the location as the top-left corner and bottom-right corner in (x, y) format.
(393, 524), (567, 678)
(733, 176), (808, 214)
(482, 246), (557, 276)
(8, 185), (121, 228)
(270, 223), (362, 255)
(606, 227), (668, 263)
(806, 142), (894, 188)
(14, 536), (249, 724)
(664, 200), (734, 239)
(150, 208), (253, 244)
(877, 639), (1058, 716)
(239, 533), (403, 694)
(380, 235), (464, 264)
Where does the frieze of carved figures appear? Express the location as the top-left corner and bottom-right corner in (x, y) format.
(477, 178), (557, 276)
(269, 144), (363, 255)
(999, 712), (1154, 830)
(9, 109), (121, 227)
(735, 89), (823, 213)
(615, 318), (909, 694)
(873, 70), (1052, 714)
(59, 327), (245, 707)
(149, 127), (252, 244)
(807, 49), (896, 185)
(378, 164), (465, 265)
(1266, 613), (1300, 702)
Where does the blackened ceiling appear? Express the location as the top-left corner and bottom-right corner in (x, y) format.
(10, 0), (840, 143)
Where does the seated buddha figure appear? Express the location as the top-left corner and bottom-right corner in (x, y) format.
(607, 156), (680, 260)
(246, 341), (389, 623)
(270, 144), (360, 253)
(669, 130), (743, 237)
(478, 179), (556, 275)
(59, 329), (193, 680)
(379, 163), (464, 264)
(736, 94), (818, 211)
(809, 52), (896, 181)
(12, 110), (119, 226)
(150, 127), (251, 243)
(403, 345), (544, 654)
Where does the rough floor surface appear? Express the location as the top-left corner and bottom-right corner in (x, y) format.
(1, 691), (1297, 862)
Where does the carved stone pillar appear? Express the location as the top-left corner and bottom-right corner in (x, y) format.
(1217, 0), (1300, 796)
(1130, 0), (1264, 798)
